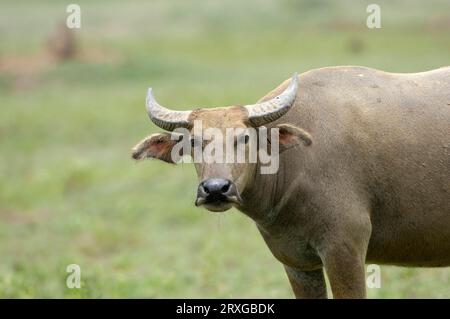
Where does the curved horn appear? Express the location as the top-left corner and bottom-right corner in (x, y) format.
(146, 88), (192, 131)
(244, 73), (298, 127)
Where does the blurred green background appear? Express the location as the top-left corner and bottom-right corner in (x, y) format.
(0, 0), (449, 298)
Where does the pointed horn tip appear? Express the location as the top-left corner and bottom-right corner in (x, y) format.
(146, 88), (155, 106)
(145, 88), (156, 115)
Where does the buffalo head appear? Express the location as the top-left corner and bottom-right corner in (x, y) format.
(132, 74), (310, 212)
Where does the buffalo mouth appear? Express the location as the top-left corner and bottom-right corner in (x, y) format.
(202, 200), (234, 212)
(195, 195), (241, 212)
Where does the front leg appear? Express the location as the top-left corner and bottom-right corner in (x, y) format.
(284, 266), (328, 299)
(317, 213), (371, 299)
(313, 197), (372, 298)
(320, 243), (367, 298)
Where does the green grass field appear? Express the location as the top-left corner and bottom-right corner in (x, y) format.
(0, 0), (449, 298)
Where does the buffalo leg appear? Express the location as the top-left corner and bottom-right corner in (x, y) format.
(320, 242), (368, 298)
(314, 198), (372, 298)
(284, 266), (328, 299)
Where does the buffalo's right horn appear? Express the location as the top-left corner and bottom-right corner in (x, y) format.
(146, 88), (192, 131)
(244, 73), (298, 127)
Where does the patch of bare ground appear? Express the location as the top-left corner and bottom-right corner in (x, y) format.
(0, 209), (52, 226)
(0, 23), (122, 91)
(426, 14), (450, 32)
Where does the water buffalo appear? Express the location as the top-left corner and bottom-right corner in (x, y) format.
(132, 66), (450, 298)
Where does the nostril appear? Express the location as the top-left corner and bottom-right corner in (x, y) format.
(221, 182), (230, 193)
(199, 181), (210, 194)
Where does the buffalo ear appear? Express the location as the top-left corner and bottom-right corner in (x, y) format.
(276, 124), (312, 151)
(132, 133), (181, 164)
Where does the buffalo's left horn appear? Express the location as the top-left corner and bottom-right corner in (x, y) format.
(146, 88), (192, 131)
(244, 73), (298, 127)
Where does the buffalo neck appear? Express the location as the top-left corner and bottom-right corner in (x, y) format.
(237, 161), (286, 228)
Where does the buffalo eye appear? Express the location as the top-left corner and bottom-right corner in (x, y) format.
(237, 134), (250, 145)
